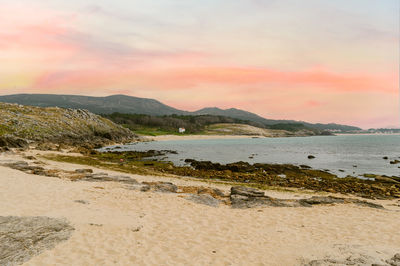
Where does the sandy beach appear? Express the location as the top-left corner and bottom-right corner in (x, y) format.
(1, 149), (399, 266)
(143, 134), (258, 141)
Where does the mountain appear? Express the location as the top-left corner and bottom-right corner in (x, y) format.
(0, 94), (361, 131)
(0, 94), (186, 116)
(193, 107), (298, 125)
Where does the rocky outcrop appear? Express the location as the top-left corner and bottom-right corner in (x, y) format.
(0, 102), (139, 149)
(0, 160), (386, 210)
(0, 136), (29, 148)
(0, 216), (74, 266)
(230, 186), (310, 208)
(230, 186), (384, 209)
(182, 159), (400, 199)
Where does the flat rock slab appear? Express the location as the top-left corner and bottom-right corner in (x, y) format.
(142, 182), (178, 193)
(0, 216), (74, 266)
(185, 194), (221, 207)
(230, 186), (384, 209)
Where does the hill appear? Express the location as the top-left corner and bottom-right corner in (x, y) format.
(0, 94), (186, 116)
(0, 94), (361, 132)
(102, 113), (321, 136)
(0, 102), (137, 148)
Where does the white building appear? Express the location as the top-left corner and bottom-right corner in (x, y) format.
(178, 127), (186, 133)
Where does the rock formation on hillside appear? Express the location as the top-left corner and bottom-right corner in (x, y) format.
(0, 102), (138, 148)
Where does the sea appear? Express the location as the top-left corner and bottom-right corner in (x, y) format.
(103, 135), (400, 178)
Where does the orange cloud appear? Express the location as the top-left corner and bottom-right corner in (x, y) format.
(33, 66), (397, 96)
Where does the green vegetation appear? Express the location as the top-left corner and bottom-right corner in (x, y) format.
(102, 113), (264, 135)
(102, 112), (333, 136)
(121, 124), (185, 136)
(268, 123), (307, 132)
(0, 124), (11, 136)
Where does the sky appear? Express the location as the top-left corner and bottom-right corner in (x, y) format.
(0, 0), (398, 128)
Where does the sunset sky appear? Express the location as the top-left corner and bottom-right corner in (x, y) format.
(0, 0), (398, 128)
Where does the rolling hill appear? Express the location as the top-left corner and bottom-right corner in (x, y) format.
(0, 94), (361, 131)
(0, 94), (186, 116)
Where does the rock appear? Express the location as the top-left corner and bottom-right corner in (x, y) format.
(390, 160), (400, 165)
(374, 176), (400, 184)
(230, 194), (305, 209)
(229, 188), (384, 209)
(74, 200), (89, 204)
(299, 196), (384, 209)
(383, 156), (389, 160)
(299, 196), (345, 205)
(185, 194), (221, 207)
(112, 176), (139, 184)
(82, 173), (111, 182)
(150, 182), (178, 193)
(0, 146), (11, 153)
(230, 186), (306, 208)
(0, 216), (74, 265)
(140, 185), (151, 192)
(231, 186), (265, 197)
(386, 253), (400, 266)
(2, 161), (45, 173)
(352, 200), (384, 209)
(82, 173), (139, 185)
(75, 168), (93, 174)
(0, 136), (29, 148)
(133, 182), (178, 193)
(307, 155), (316, 159)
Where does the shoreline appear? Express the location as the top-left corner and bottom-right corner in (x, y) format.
(141, 134), (259, 141)
(141, 133), (400, 142)
(1, 148), (400, 265)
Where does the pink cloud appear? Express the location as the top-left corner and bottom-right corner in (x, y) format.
(32, 66), (397, 96)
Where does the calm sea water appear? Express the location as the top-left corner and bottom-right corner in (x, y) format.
(104, 135), (400, 178)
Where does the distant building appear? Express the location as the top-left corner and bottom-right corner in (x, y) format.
(178, 127), (186, 133)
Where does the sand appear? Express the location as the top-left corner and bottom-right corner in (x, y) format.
(1, 150), (399, 266)
(143, 134), (257, 141)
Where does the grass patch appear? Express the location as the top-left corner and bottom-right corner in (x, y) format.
(0, 124), (11, 136)
(122, 124), (182, 136)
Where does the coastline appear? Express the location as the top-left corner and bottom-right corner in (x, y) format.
(141, 134), (259, 141)
(1, 148), (400, 265)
